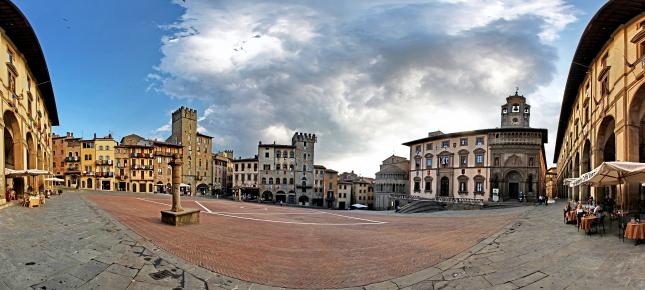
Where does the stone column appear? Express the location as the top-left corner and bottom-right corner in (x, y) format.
(169, 154), (183, 212)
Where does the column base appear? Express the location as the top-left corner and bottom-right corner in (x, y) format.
(160, 208), (200, 226)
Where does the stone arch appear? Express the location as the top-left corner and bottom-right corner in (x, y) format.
(262, 190), (273, 201)
(596, 115), (616, 166)
(3, 110), (22, 170)
(628, 84), (645, 163)
(504, 170), (523, 200)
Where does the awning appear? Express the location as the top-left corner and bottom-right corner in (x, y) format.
(575, 161), (645, 187)
(45, 177), (64, 182)
(564, 178), (579, 187)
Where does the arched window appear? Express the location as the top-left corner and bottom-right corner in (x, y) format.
(276, 151), (281, 158)
(290, 151), (294, 158)
(289, 178), (294, 184)
(283, 178), (287, 184)
(301, 181), (306, 192)
(276, 164), (281, 170)
(276, 178), (281, 185)
(269, 178), (273, 184)
(262, 177), (266, 184)
(302, 165), (306, 172)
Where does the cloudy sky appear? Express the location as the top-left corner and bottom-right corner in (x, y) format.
(18, 0), (607, 176)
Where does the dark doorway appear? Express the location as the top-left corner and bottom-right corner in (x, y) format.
(509, 183), (519, 199)
(440, 177), (449, 196)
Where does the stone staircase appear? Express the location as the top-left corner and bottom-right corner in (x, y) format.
(396, 200), (445, 213)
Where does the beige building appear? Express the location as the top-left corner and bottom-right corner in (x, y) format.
(337, 181), (351, 209)
(153, 140), (182, 193)
(352, 178), (374, 208)
(212, 150), (233, 195)
(554, 1), (645, 211)
(166, 107), (213, 195)
(374, 155), (409, 210)
(0, 1), (59, 204)
(52, 133), (81, 188)
(233, 156), (258, 200)
(404, 94), (548, 202)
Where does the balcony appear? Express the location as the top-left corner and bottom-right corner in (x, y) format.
(64, 156), (80, 162)
(116, 163), (127, 168)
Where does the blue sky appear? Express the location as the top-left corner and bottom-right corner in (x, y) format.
(15, 0), (608, 176)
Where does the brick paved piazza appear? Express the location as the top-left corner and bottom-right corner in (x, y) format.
(1, 191), (644, 289)
(85, 193), (519, 289)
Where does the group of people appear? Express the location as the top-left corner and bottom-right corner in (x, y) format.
(4, 186), (61, 205)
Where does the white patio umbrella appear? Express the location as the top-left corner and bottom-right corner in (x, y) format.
(576, 161), (645, 210)
(44, 177), (64, 182)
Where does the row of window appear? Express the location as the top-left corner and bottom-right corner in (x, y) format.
(415, 137), (485, 154)
(264, 150), (296, 159)
(261, 177), (294, 185)
(415, 154), (485, 169)
(413, 178), (485, 194)
(235, 163), (258, 172)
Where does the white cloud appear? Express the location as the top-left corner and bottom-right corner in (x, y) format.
(151, 0), (577, 176)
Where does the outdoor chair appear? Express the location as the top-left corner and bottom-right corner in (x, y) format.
(591, 215), (606, 236)
(619, 216), (631, 242)
(19, 194), (29, 207)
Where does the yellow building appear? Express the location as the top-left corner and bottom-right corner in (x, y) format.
(80, 139), (95, 189)
(0, 1), (59, 204)
(554, 1), (645, 210)
(94, 135), (117, 190)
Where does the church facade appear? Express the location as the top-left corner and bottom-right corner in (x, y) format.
(403, 93), (548, 202)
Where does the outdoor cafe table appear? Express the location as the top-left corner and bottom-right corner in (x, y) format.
(28, 196), (40, 208)
(580, 215), (597, 233)
(624, 222), (645, 243)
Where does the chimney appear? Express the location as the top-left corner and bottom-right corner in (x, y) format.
(93, 133), (97, 139)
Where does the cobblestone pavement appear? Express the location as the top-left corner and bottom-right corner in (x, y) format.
(85, 193), (520, 289)
(1, 191), (640, 290)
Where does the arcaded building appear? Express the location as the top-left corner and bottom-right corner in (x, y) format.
(0, 0), (59, 203)
(374, 155), (409, 210)
(257, 132), (317, 205)
(554, 0), (645, 210)
(404, 93), (548, 202)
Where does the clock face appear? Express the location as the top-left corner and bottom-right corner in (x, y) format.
(512, 118), (519, 124)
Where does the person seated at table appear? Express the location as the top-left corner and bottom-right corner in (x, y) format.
(593, 203), (603, 218)
(575, 203), (584, 226)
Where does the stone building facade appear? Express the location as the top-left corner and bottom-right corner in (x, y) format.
(403, 94), (548, 202)
(119, 134), (155, 193)
(554, 0), (645, 211)
(258, 143), (296, 203)
(166, 107), (213, 195)
(374, 155), (409, 210)
(212, 150), (233, 195)
(256, 132), (317, 205)
(233, 156), (258, 200)
(0, 1), (59, 204)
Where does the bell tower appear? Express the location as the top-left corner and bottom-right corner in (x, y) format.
(500, 89), (530, 128)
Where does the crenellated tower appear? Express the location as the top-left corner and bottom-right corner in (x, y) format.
(292, 132), (317, 202)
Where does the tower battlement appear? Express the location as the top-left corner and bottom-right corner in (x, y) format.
(292, 132), (317, 144)
(172, 106), (197, 121)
